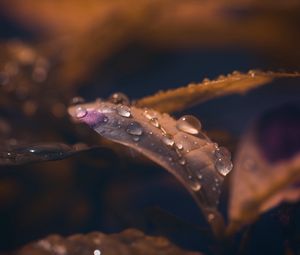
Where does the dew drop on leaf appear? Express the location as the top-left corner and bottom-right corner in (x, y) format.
(109, 92), (129, 105)
(71, 96), (85, 105)
(126, 122), (143, 136)
(75, 106), (87, 118)
(179, 158), (186, 165)
(188, 176), (201, 191)
(150, 117), (160, 128)
(162, 134), (175, 147)
(176, 115), (202, 135)
(215, 157), (233, 176)
(117, 105), (131, 118)
(214, 146), (231, 160)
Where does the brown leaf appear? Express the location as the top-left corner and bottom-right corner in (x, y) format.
(68, 101), (234, 236)
(14, 229), (203, 255)
(136, 71), (300, 113)
(228, 107), (300, 234)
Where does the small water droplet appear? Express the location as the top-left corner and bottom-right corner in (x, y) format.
(109, 92), (129, 105)
(176, 115), (201, 135)
(160, 126), (167, 135)
(94, 250), (101, 255)
(75, 107), (87, 118)
(162, 134), (174, 147)
(117, 105), (131, 118)
(132, 136), (140, 142)
(103, 116), (108, 123)
(188, 177), (201, 191)
(197, 174), (202, 179)
(149, 131), (153, 135)
(179, 158), (186, 165)
(150, 117), (160, 128)
(71, 96), (85, 105)
(176, 143), (183, 150)
(143, 109), (156, 120)
(214, 146), (231, 160)
(215, 158), (233, 176)
(126, 122), (143, 136)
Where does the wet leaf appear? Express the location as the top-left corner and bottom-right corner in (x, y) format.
(68, 100), (234, 235)
(228, 105), (300, 234)
(14, 228), (202, 255)
(136, 71), (300, 113)
(0, 143), (90, 165)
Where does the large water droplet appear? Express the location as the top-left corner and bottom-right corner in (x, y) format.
(176, 115), (201, 135)
(109, 92), (129, 105)
(214, 146), (231, 160)
(215, 157), (233, 176)
(75, 107), (87, 118)
(126, 122), (143, 136)
(162, 134), (174, 147)
(117, 105), (131, 118)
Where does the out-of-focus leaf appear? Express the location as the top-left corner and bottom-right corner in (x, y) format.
(68, 100), (234, 236)
(0, 143), (90, 166)
(228, 105), (300, 234)
(136, 71), (300, 113)
(14, 229), (203, 255)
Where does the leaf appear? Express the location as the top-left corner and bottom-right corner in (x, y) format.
(0, 143), (90, 165)
(14, 228), (203, 255)
(228, 104), (300, 234)
(136, 71), (300, 113)
(68, 100), (234, 236)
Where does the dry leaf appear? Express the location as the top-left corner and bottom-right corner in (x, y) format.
(228, 105), (300, 234)
(136, 71), (300, 113)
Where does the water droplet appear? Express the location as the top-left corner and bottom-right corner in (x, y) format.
(149, 131), (153, 135)
(214, 146), (231, 160)
(132, 136), (140, 142)
(150, 117), (160, 128)
(103, 116), (108, 123)
(143, 109), (156, 120)
(162, 134), (174, 147)
(188, 177), (201, 191)
(160, 126), (167, 135)
(109, 92), (129, 105)
(94, 250), (101, 255)
(176, 143), (183, 150)
(117, 105), (131, 118)
(215, 158), (233, 176)
(179, 158), (186, 165)
(71, 96), (85, 105)
(75, 106), (87, 118)
(176, 115), (201, 135)
(197, 174), (202, 179)
(126, 122), (143, 136)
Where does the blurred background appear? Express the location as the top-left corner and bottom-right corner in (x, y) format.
(0, 1), (300, 254)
